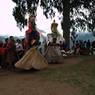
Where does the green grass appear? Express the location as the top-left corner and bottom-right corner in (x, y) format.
(36, 56), (95, 95)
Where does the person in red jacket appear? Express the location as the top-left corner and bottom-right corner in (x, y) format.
(0, 41), (6, 68)
(5, 36), (18, 69)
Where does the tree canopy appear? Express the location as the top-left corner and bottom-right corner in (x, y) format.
(12, 0), (95, 45)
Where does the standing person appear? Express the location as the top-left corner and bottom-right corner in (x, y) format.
(21, 38), (27, 53)
(6, 36), (18, 69)
(91, 40), (95, 55)
(16, 39), (24, 59)
(2, 38), (8, 68)
(3, 38), (8, 48)
(86, 40), (91, 54)
(0, 41), (6, 68)
(15, 15), (48, 70)
(75, 40), (80, 55)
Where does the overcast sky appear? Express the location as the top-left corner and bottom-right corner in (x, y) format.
(0, 0), (24, 36)
(0, 0), (62, 36)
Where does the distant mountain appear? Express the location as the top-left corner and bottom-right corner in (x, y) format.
(76, 32), (95, 42)
(70, 32), (95, 48)
(0, 35), (24, 42)
(0, 35), (8, 42)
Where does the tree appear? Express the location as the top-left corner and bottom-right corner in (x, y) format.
(12, 0), (95, 47)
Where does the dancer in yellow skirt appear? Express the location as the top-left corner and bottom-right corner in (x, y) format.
(15, 46), (48, 70)
(15, 14), (48, 70)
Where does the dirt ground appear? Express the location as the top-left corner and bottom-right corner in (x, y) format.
(0, 56), (94, 95)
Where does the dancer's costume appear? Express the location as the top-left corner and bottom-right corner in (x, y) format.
(45, 40), (63, 63)
(45, 20), (64, 63)
(15, 46), (48, 70)
(15, 15), (48, 70)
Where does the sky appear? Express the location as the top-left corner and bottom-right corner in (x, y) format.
(0, 0), (24, 36)
(0, 0), (63, 37)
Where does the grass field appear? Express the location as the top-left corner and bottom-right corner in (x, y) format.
(0, 55), (95, 95)
(36, 55), (95, 95)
